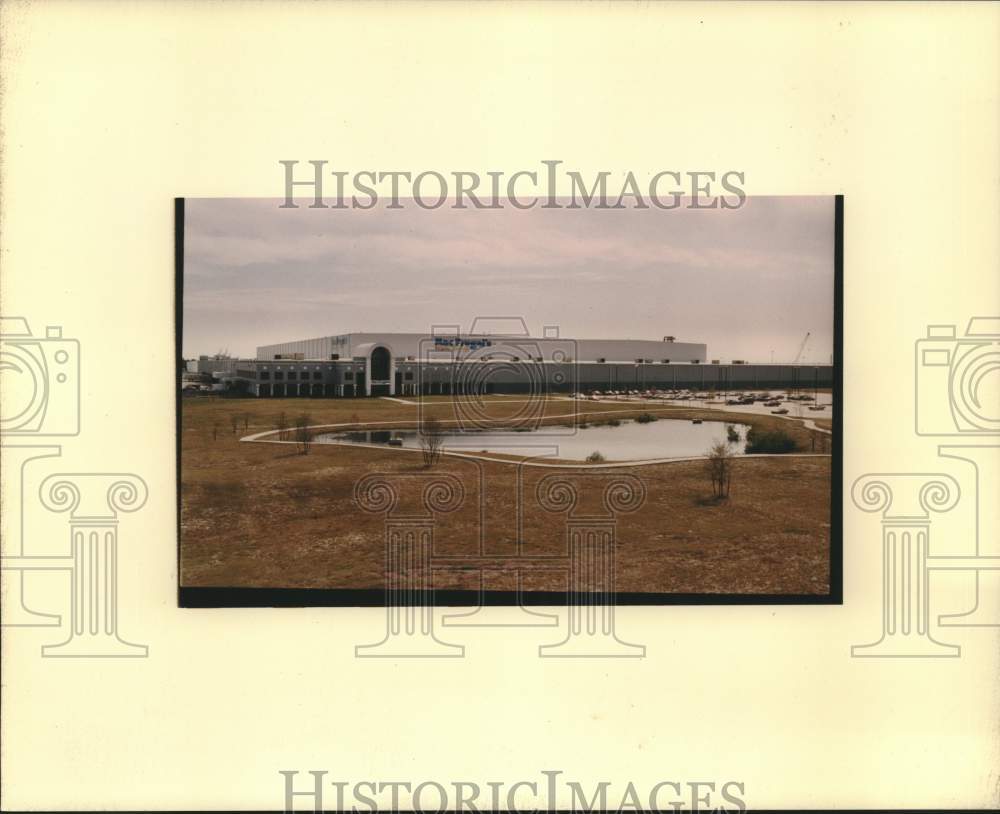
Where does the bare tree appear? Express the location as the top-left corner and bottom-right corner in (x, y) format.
(294, 414), (313, 454)
(230, 414), (239, 434)
(420, 415), (444, 468)
(705, 440), (733, 500)
(243, 414), (250, 432)
(275, 411), (288, 440)
(212, 422), (219, 441)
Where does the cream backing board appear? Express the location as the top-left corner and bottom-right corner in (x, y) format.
(1, 2), (998, 811)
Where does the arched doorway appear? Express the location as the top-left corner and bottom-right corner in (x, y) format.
(369, 346), (392, 396)
(371, 346), (390, 381)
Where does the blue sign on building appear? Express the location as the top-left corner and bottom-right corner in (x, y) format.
(433, 337), (493, 351)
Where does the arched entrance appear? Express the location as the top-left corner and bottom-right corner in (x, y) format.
(371, 346), (390, 381)
(368, 345), (393, 396)
(354, 342), (395, 396)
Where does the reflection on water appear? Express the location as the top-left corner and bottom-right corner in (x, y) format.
(316, 419), (749, 462)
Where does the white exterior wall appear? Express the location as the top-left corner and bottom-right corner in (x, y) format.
(257, 333), (706, 363)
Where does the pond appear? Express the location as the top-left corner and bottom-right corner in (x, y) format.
(314, 418), (749, 462)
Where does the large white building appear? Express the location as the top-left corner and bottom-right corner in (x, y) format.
(184, 327), (831, 398)
(251, 330), (708, 397)
(257, 331), (707, 365)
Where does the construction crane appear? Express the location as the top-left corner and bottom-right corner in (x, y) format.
(792, 332), (810, 364)
(785, 332), (812, 398)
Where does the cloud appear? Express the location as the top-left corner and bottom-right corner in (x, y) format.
(182, 196), (835, 361)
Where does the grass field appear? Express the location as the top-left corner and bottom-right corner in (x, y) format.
(181, 395), (832, 595)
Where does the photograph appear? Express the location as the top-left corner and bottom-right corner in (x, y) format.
(178, 195), (840, 605)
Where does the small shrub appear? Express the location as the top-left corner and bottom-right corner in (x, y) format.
(294, 414), (313, 454)
(421, 415), (444, 467)
(604, 418), (622, 428)
(635, 412), (658, 424)
(274, 411), (288, 440)
(586, 451), (606, 463)
(726, 424), (740, 444)
(704, 440), (733, 500)
(745, 426), (797, 454)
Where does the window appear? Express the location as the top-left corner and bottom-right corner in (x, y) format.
(259, 371), (270, 380)
(288, 371), (297, 380)
(313, 371), (323, 380)
(345, 371), (354, 380)
(404, 371), (414, 381)
(274, 371), (284, 380)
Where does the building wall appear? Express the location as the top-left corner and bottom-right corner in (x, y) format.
(236, 359), (833, 397)
(195, 357), (241, 375)
(256, 333), (707, 364)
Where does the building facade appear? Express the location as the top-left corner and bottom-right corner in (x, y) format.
(208, 331), (834, 397)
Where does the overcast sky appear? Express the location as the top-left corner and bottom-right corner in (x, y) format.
(183, 196), (835, 363)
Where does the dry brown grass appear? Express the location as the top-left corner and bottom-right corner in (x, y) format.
(181, 396), (832, 594)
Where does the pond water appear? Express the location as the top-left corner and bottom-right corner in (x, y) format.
(315, 419), (749, 462)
